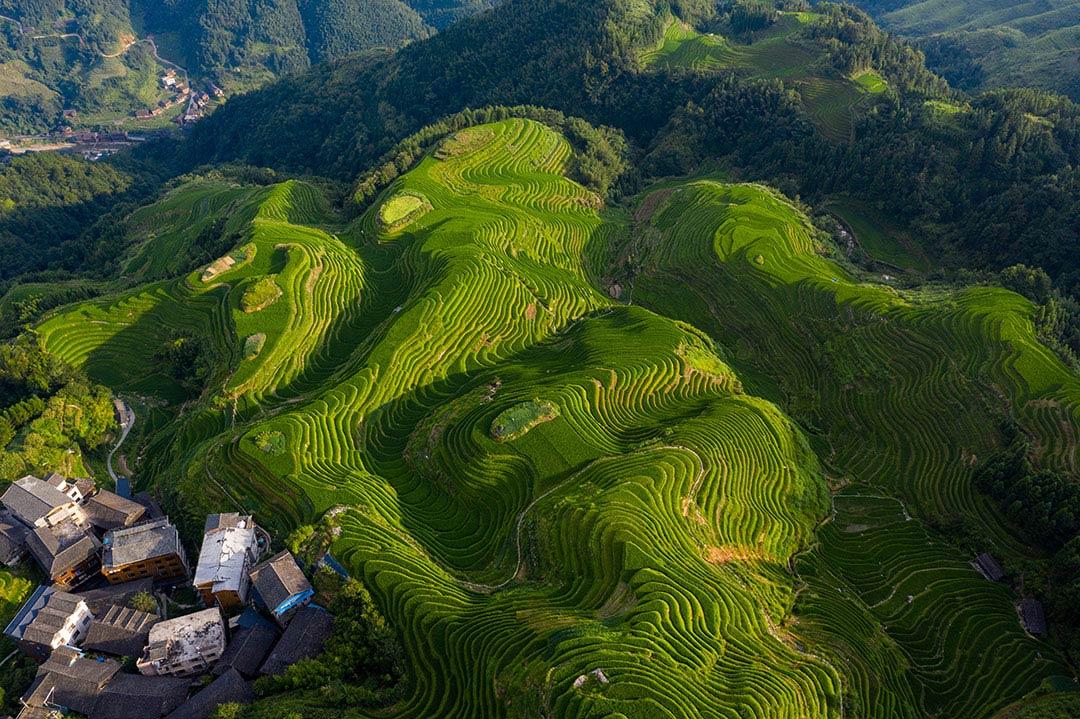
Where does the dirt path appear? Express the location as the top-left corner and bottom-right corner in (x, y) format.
(107, 400), (134, 492)
(0, 14), (25, 34)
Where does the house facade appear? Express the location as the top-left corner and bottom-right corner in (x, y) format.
(102, 518), (188, 584)
(137, 607), (226, 677)
(4, 586), (93, 660)
(193, 514), (259, 610)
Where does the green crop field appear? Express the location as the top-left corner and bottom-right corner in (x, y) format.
(27, 118), (1080, 717)
(827, 197), (932, 271)
(640, 14), (883, 140)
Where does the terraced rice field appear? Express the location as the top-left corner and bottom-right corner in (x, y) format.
(642, 15), (886, 140)
(33, 119), (1080, 717)
(827, 196), (932, 271)
(632, 179), (1080, 714)
(123, 181), (263, 280)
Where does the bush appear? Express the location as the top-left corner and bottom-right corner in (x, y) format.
(130, 591), (158, 614)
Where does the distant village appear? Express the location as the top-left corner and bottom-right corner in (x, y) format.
(132, 69), (224, 127)
(0, 70), (224, 163)
(0, 468), (337, 719)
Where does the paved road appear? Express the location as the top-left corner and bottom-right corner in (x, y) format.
(107, 401), (135, 496)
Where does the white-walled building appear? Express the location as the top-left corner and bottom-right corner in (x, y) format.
(137, 607), (226, 677)
(4, 585), (93, 660)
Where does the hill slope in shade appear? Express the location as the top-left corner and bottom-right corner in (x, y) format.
(852, 0), (1080, 99)
(30, 118), (1078, 717)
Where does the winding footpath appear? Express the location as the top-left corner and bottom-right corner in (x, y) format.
(107, 400), (134, 494)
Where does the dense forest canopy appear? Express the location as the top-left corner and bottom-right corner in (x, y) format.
(0, 333), (115, 480)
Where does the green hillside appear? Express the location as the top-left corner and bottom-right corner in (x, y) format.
(23, 117), (1080, 717)
(640, 12), (884, 139)
(851, 0), (1080, 99)
(0, 0), (493, 133)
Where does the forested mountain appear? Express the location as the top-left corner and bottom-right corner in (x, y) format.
(1, 1), (1079, 717)
(850, 0), (1080, 100)
(0, 0), (493, 133)
(182, 0), (1080, 303)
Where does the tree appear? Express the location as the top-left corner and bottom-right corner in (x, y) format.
(210, 703), (245, 719)
(129, 591), (158, 614)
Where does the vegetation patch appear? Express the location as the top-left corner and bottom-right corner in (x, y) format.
(253, 430), (286, 456)
(490, 399), (559, 442)
(435, 126), (496, 159)
(377, 192), (431, 231)
(240, 276), (282, 313)
(243, 333), (266, 359)
(852, 68), (887, 93)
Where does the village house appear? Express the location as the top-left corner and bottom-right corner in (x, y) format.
(2, 475), (87, 529)
(137, 607), (226, 677)
(259, 605), (333, 676)
(0, 509), (30, 565)
(4, 586), (93, 660)
(44, 472), (93, 503)
(84, 490), (146, 531)
(19, 645), (120, 717)
(974, 552), (1005, 582)
(90, 671), (192, 719)
(166, 667), (253, 719)
(26, 519), (102, 588)
(82, 604), (159, 658)
(101, 517), (188, 584)
(249, 550), (313, 626)
(193, 513), (259, 609)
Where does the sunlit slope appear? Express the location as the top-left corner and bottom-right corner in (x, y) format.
(640, 15), (883, 139)
(37, 119), (844, 716)
(33, 120), (1079, 717)
(630, 179), (1076, 717)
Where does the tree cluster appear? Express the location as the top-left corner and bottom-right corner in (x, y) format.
(0, 333), (116, 480)
(252, 574), (405, 711)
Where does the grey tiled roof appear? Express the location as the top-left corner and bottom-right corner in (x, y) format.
(0, 509), (29, 561)
(25, 646), (120, 715)
(2, 475), (76, 525)
(85, 491), (146, 531)
(25, 520), (101, 578)
(90, 671), (191, 719)
(82, 604), (159, 657)
(258, 605), (332, 676)
(75, 578), (154, 616)
(21, 591), (84, 647)
(5, 585), (85, 646)
(213, 622), (278, 678)
(104, 518), (182, 568)
(250, 551), (310, 612)
(165, 667), (253, 719)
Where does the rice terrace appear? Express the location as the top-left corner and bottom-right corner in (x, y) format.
(1, 1), (1080, 718)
